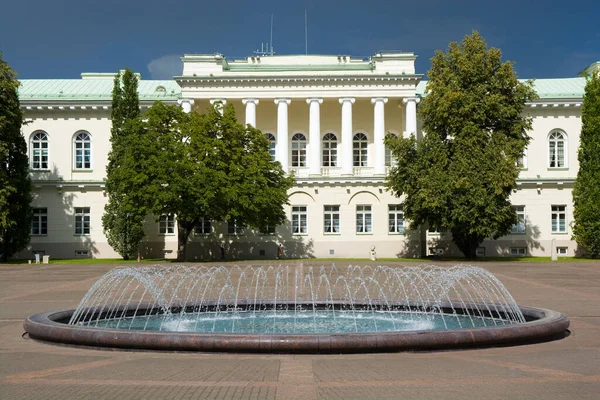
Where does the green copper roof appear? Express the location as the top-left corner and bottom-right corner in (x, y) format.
(18, 78), (181, 101)
(416, 77), (585, 100)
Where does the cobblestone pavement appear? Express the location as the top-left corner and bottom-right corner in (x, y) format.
(1, 261), (599, 399)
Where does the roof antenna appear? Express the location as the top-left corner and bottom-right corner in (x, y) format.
(270, 14), (274, 55)
(305, 10), (308, 55)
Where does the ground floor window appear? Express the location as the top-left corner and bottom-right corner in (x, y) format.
(551, 205), (567, 233)
(32, 208), (47, 235)
(356, 205), (372, 234)
(324, 205), (340, 234)
(194, 219), (211, 235)
(511, 206), (526, 234)
(159, 214), (175, 235)
(292, 206), (307, 234)
(557, 247), (568, 256)
(74, 207), (90, 235)
(227, 219), (245, 235)
(388, 205), (404, 234)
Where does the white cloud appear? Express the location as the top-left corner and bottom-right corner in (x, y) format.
(147, 54), (183, 79)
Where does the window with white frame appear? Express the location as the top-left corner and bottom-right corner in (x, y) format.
(291, 133), (307, 167)
(551, 205), (567, 233)
(30, 132), (49, 170)
(356, 205), (372, 234)
(260, 224), (276, 235)
(510, 247), (527, 256)
(194, 218), (211, 235)
(548, 130), (566, 168)
(517, 148), (528, 169)
(384, 133), (398, 167)
(388, 205), (405, 234)
(292, 206), (307, 234)
(353, 133), (368, 167)
(227, 219), (245, 235)
(324, 205), (340, 234)
(266, 133), (276, 161)
(74, 207), (90, 235)
(73, 132), (92, 169)
(31, 208), (47, 235)
(557, 247), (568, 256)
(159, 214), (175, 235)
(511, 205), (526, 234)
(322, 133), (338, 167)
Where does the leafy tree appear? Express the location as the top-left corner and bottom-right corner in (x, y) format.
(0, 52), (32, 261)
(385, 31), (537, 259)
(102, 70), (146, 260)
(137, 102), (293, 261)
(572, 70), (600, 258)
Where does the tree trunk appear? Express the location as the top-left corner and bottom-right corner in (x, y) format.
(176, 219), (197, 262)
(455, 232), (481, 260)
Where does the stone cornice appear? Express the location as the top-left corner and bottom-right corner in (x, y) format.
(175, 74), (423, 86)
(20, 99), (178, 111)
(526, 100), (582, 108)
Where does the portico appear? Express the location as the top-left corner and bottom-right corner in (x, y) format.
(176, 52), (422, 178)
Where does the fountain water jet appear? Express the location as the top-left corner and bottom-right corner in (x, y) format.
(24, 264), (569, 353)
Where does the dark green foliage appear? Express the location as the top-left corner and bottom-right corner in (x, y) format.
(137, 102), (293, 260)
(102, 70), (145, 260)
(385, 31), (537, 259)
(572, 71), (600, 257)
(0, 52), (32, 261)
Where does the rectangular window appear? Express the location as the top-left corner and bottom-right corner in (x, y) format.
(510, 248), (527, 256)
(75, 143), (91, 169)
(511, 206), (526, 234)
(292, 206), (307, 234)
(356, 205), (372, 234)
(74, 207), (90, 235)
(388, 205), (404, 234)
(476, 247), (486, 257)
(260, 225), (276, 235)
(324, 205), (340, 234)
(194, 219), (211, 235)
(227, 220), (244, 235)
(159, 214), (175, 235)
(31, 208), (48, 235)
(551, 205), (567, 233)
(557, 247), (568, 256)
(75, 250), (89, 257)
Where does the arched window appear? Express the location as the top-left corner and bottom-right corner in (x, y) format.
(548, 130), (566, 168)
(322, 133), (337, 167)
(353, 133), (368, 167)
(291, 133), (307, 167)
(73, 132), (92, 170)
(30, 132), (49, 170)
(266, 133), (276, 161)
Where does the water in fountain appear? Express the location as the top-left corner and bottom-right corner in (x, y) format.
(68, 265), (526, 334)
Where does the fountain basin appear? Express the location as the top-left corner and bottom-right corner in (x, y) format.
(24, 302), (569, 353)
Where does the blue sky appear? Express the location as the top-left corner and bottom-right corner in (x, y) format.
(1, 0), (598, 80)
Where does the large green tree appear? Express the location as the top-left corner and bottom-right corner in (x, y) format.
(0, 53), (32, 261)
(102, 70), (146, 260)
(572, 70), (600, 258)
(385, 31), (537, 259)
(137, 102), (293, 261)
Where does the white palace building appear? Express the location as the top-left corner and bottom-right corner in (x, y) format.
(16, 52), (597, 260)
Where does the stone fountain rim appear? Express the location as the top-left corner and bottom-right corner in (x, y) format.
(24, 302), (569, 353)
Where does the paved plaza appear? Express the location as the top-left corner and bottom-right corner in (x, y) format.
(0, 260), (599, 399)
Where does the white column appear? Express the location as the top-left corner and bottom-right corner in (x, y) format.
(403, 97), (420, 138)
(242, 98), (259, 127)
(210, 98), (227, 115)
(307, 98), (323, 176)
(371, 97), (388, 175)
(339, 97), (355, 175)
(177, 99), (194, 113)
(275, 98), (291, 173)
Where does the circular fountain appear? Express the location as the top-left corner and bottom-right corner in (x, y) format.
(24, 265), (569, 353)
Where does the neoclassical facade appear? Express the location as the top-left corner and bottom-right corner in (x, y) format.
(17, 52), (592, 260)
